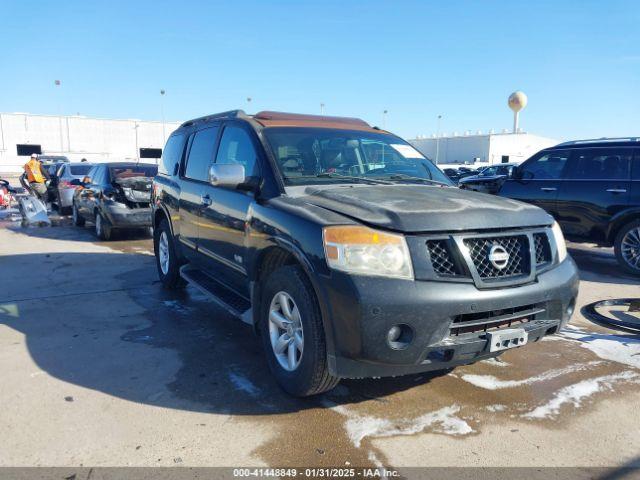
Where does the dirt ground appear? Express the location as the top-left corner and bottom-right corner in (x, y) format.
(0, 213), (639, 472)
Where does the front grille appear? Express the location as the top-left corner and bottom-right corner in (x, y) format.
(426, 240), (461, 276)
(534, 233), (552, 266)
(463, 235), (528, 279)
(449, 303), (544, 336)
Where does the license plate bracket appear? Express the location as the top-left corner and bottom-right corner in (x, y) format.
(487, 328), (528, 352)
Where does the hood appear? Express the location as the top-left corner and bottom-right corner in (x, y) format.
(298, 184), (552, 233)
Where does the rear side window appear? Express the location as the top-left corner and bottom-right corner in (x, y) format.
(215, 126), (259, 177)
(567, 148), (631, 180)
(520, 151), (569, 180)
(160, 134), (186, 175)
(69, 165), (92, 176)
(185, 126), (220, 181)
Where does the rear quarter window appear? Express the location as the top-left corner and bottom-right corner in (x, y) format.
(160, 134), (187, 175)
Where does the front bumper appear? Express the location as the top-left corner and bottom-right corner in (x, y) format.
(319, 257), (579, 378)
(103, 203), (152, 228)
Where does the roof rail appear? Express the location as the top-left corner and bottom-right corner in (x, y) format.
(556, 137), (640, 146)
(180, 109), (248, 127)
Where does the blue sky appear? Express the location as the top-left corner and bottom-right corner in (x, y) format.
(2, 0), (638, 140)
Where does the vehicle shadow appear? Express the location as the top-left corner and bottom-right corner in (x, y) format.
(6, 222), (152, 243)
(0, 251), (446, 417)
(568, 245), (640, 286)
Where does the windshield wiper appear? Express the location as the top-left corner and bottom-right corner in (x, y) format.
(384, 174), (450, 187)
(310, 173), (394, 185)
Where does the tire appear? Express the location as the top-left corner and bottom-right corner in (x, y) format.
(154, 218), (186, 289)
(259, 265), (339, 397)
(72, 202), (85, 226)
(614, 219), (640, 276)
(95, 210), (112, 241)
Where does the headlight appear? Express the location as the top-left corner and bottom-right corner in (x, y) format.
(323, 225), (414, 280)
(551, 221), (567, 263)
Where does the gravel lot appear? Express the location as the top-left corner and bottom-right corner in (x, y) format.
(1, 215), (639, 471)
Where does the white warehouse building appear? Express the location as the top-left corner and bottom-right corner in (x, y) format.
(0, 112), (181, 174)
(409, 131), (559, 167)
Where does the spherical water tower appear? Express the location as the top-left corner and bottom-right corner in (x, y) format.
(508, 91), (528, 133)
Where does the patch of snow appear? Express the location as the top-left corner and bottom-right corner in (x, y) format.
(460, 361), (602, 390)
(522, 371), (640, 420)
(559, 327), (640, 370)
(481, 357), (510, 367)
(486, 404), (507, 412)
(228, 373), (260, 398)
(330, 404), (473, 448)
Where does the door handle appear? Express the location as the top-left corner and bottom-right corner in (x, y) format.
(200, 194), (212, 206)
(540, 187), (557, 192)
(606, 189), (627, 194)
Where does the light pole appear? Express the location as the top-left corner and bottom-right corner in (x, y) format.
(320, 103), (325, 115)
(160, 89), (166, 143)
(382, 109), (388, 129)
(435, 114), (442, 164)
(246, 97), (252, 111)
(55, 80), (63, 154)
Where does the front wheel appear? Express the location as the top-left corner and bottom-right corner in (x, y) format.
(614, 219), (640, 275)
(259, 265), (339, 397)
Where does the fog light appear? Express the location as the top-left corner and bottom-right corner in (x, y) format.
(566, 298), (576, 317)
(387, 324), (413, 350)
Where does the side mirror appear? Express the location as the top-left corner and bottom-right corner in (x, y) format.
(209, 164), (246, 188)
(70, 178), (83, 186)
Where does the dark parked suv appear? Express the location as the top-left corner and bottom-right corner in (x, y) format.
(499, 138), (640, 275)
(152, 110), (579, 396)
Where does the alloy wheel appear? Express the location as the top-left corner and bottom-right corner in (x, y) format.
(621, 227), (640, 271)
(95, 213), (102, 237)
(268, 291), (304, 371)
(158, 231), (170, 275)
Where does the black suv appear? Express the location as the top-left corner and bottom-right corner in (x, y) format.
(152, 110), (579, 396)
(499, 138), (640, 275)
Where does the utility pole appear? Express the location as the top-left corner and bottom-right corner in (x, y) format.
(160, 89), (166, 143)
(55, 80), (63, 154)
(320, 103), (325, 115)
(435, 114), (442, 164)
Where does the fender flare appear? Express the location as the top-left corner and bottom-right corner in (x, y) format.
(249, 236), (338, 368)
(607, 208), (640, 244)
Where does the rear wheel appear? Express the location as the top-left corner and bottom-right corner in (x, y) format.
(95, 211), (112, 240)
(259, 265), (339, 397)
(615, 219), (640, 276)
(72, 202), (85, 226)
(154, 218), (185, 289)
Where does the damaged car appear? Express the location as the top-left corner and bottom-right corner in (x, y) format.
(71, 162), (157, 240)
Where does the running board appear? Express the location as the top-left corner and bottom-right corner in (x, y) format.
(180, 265), (252, 323)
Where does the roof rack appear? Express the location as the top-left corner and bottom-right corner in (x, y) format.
(180, 110), (248, 127)
(556, 137), (640, 146)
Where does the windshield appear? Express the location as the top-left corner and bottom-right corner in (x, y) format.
(109, 165), (158, 179)
(263, 127), (452, 186)
(479, 165), (512, 177)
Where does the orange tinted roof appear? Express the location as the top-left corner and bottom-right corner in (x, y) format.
(253, 111), (379, 132)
